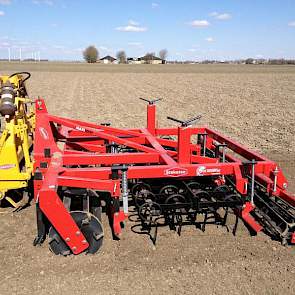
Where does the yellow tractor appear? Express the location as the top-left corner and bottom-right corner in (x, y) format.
(0, 72), (35, 209)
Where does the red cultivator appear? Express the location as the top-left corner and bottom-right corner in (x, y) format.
(33, 98), (295, 255)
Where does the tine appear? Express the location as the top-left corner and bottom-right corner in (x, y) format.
(184, 115), (202, 125)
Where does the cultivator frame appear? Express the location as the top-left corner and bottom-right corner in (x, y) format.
(32, 97), (295, 255)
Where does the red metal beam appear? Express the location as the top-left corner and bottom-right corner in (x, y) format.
(62, 152), (161, 166)
(49, 116), (159, 154)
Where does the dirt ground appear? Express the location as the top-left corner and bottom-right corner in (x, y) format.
(0, 63), (294, 295)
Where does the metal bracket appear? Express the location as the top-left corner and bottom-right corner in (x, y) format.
(139, 97), (162, 105)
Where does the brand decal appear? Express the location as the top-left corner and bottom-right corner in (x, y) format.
(39, 127), (49, 140)
(164, 167), (188, 177)
(75, 126), (86, 132)
(196, 166), (221, 176)
(0, 164), (16, 170)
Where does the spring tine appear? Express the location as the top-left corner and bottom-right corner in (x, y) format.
(233, 215), (239, 236)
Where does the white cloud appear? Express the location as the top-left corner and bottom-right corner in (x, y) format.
(209, 12), (218, 17)
(189, 20), (210, 27)
(216, 13), (231, 20)
(205, 37), (214, 42)
(116, 21), (147, 32)
(116, 25), (147, 32)
(0, 41), (10, 47)
(32, 0), (53, 5)
(152, 2), (159, 8)
(128, 19), (139, 26)
(209, 12), (232, 20)
(288, 21), (295, 27)
(0, 0), (11, 5)
(188, 48), (197, 52)
(0, 10), (4, 16)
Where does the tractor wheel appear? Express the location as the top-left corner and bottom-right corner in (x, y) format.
(48, 211), (104, 256)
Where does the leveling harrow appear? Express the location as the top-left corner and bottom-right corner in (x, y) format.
(1, 73), (294, 255)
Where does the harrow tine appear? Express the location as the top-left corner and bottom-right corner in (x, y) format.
(150, 222), (159, 245)
(232, 214), (240, 236)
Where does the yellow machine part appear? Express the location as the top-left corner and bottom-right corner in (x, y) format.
(0, 74), (35, 208)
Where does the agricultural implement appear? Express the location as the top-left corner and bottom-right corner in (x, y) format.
(1, 72), (294, 255)
(0, 72), (34, 209)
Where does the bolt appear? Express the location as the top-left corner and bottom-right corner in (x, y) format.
(76, 231), (81, 236)
(65, 237), (70, 242)
(72, 246), (77, 252)
(82, 240), (87, 244)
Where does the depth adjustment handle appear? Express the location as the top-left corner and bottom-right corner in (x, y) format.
(167, 115), (202, 127)
(139, 97), (162, 105)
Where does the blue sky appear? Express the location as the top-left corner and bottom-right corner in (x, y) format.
(0, 0), (294, 61)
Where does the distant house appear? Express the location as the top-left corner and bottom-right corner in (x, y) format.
(100, 55), (117, 64)
(140, 54), (163, 64)
(127, 57), (142, 65)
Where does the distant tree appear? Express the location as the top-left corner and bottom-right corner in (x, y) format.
(83, 46), (98, 63)
(159, 49), (168, 61)
(116, 50), (127, 64)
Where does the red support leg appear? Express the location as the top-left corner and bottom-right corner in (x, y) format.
(147, 104), (156, 135)
(178, 127), (191, 164)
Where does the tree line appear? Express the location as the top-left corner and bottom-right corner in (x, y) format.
(83, 45), (168, 63)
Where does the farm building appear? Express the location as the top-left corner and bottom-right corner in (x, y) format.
(127, 57), (142, 64)
(139, 54), (164, 64)
(100, 55), (117, 64)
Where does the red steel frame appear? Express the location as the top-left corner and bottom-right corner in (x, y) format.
(33, 99), (295, 254)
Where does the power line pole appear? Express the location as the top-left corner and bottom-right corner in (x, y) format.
(19, 48), (22, 62)
(8, 48), (11, 62)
